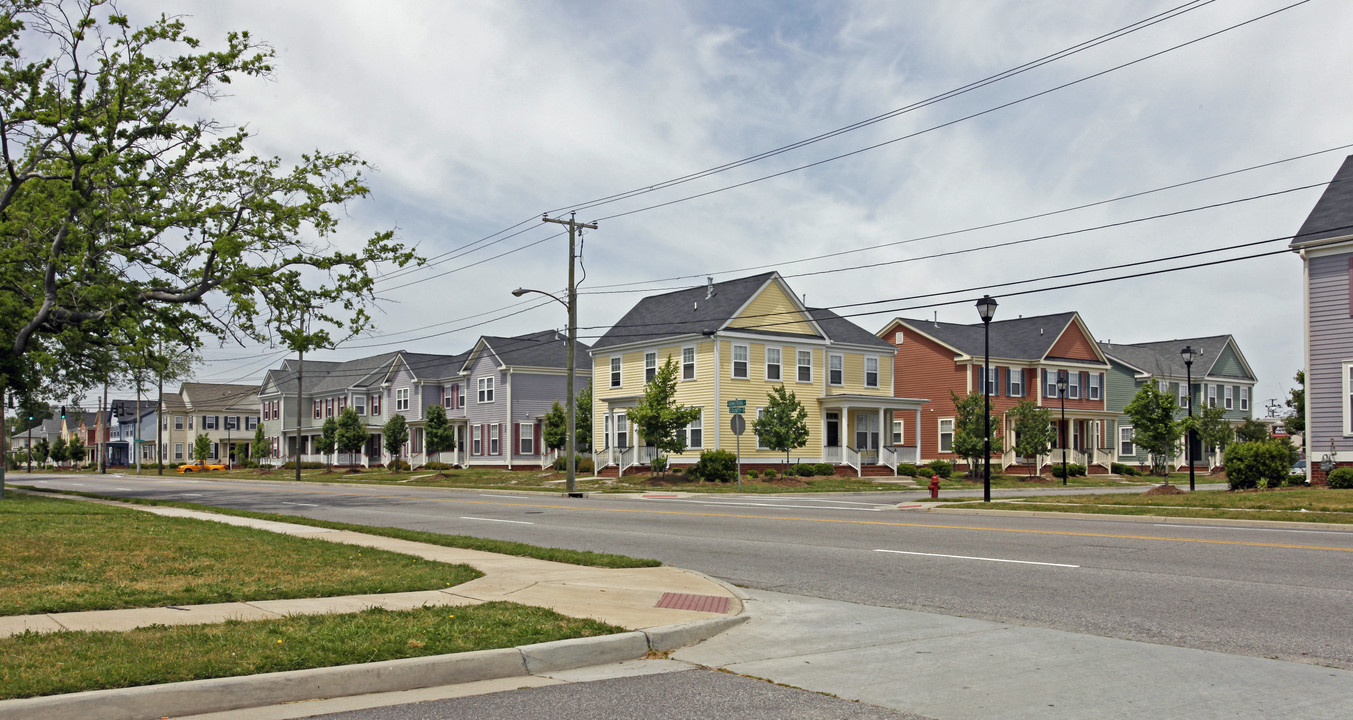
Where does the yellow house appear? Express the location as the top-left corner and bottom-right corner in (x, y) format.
(589, 272), (926, 475)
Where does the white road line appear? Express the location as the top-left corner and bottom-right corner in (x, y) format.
(180, 493), (203, 497)
(875, 548), (1079, 568)
(479, 494), (525, 499)
(114, 487), (131, 491)
(1154, 523), (1350, 536)
(281, 502), (319, 507)
(646, 498), (882, 512)
(461, 516), (534, 525)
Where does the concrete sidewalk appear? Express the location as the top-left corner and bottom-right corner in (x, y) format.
(0, 497), (746, 720)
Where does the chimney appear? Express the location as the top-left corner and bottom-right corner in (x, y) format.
(706, 276), (714, 300)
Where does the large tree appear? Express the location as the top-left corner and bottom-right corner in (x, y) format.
(0, 1), (417, 496)
(1008, 400), (1053, 477)
(1123, 382), (1181, 478)
(754, 385), (810, 475)
(1284, 370), (1305, 435)
(628, 357), (700, 476)
(950, 391), (1003, 477)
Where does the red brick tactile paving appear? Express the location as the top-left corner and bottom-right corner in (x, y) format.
(655, 592), (731, 614)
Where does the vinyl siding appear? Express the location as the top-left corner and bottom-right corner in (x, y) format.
(1210, 343), (1251, 380)
(888, 325), (969, 457)
(1047, 322), (1101, 362)
(727, 280), (818, 336)
(1308, 252), (1353, 448)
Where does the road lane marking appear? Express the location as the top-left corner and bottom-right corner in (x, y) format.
(875, 548), (1079, 568)
(45, 477), (1353, 554)
(645, 498), (883, 512)
(479, 494), (525, 499)
(281, 502), (318, 507)
(460, 517), (533, 525)
(1154, 523), (1350, 536)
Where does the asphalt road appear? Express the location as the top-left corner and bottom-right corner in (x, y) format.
(14, 472), (1353, 669)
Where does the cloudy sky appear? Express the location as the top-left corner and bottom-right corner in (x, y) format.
(123, 0), (1353, 415)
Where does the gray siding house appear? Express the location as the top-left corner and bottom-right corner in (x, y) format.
(1100, 337), (1257, 470)
(1291, 154), (1353, 483)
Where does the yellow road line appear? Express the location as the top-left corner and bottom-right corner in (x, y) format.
(86, 477), (1353, 554)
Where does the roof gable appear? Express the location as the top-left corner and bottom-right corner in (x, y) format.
(1044, 314), (1107, 364)
(878, 311), (1099, 363)
(726, 275), (822, 337)
(591, 272), (778, 351)
(1099, 334), (1254, 381)
(1292, 154), (1353, 248)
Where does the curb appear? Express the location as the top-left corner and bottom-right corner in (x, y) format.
(0, 616), (748, 720)
(925, 506), (1353, 531)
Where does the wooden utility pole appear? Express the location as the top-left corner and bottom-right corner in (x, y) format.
(542, 212), (596, 497)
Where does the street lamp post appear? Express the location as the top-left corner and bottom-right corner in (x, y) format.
(1181, 345), (1196, 492)
(975, 295), (998, 502)
(1057, 373), (1068, 485)
(514, 287), (580, 496)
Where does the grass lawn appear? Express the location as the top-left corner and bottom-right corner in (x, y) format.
(0, 493), (480, 615)
(973, 486), (1353, 524)
(0, 602), (623, 699)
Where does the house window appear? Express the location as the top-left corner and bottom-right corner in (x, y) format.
(980, 366), (996, 395)
(1224, 385), (1234, 410)
(174, 416), (184, 430)
(174, 443), (184, 460)
(457, 386), (464, 409)
(395, 388), (409, 411)
(313, 400), (322, 419)
(797, 350), (812, 383)
(756, 408), (768, 450)
(472, 425), (482, 455)
(732, 344), (749, 379)
(938, 419), (953, 453)
(686, 409), (703, 449)
(371, 395), (382, 416)
(1089, 373), (1101, 401)
(891, 419), (904, 445)
(682, 347), (695, 380)
(355, 395), (366, 416)
(614, 413), (629, 448)
(1208, 384), (1217, 408)
(477, 378), (494, 403)
(1066, 372), (1080, 400)
(829, 354), (844, 385)
(1179, 384), (1190, 409)
(1009, 369), (1023, 397)
(203, 416), (218, 430)
(209, 442), (219, 459)
(412, 428), (423, 454)
(645, 352), (657, 384)
(765, 347), (781, 381)
(519, 422), (534, 455)
(1240, 387), (1250, 412)
(866, 357), (880, 388)
(246, 416), (258, 430)
(611, 356), (622, 388)
(1120, 426), (1135, 456)
(1044, 371), (1058, 398)
(225, 416), (239, 431)
(1158, 379), (1168, 394)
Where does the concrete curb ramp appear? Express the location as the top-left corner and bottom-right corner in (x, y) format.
(1, 615), (748, 720)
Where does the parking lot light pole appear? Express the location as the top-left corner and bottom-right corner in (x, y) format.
(1181, 345), (1196, 492)
(1057, 373), (1068, 485)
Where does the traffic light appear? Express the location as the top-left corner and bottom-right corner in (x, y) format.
(60, 405), (66, 419)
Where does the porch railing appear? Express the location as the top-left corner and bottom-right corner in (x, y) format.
(823, 445), (843, 464)
(616, 445), (636, 475)
(843, 445), (861, 477)
(877, 446), (899, 476)
(887, 445), (919, 465)
(540, 447), (559, 470)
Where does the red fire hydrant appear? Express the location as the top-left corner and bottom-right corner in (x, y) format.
(928, 474), (940, 499)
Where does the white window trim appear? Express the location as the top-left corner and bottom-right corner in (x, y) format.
(519, 422), (534, 455)
(1240, 387), (1250, 412)
(610, 356), (622, 388)
(174, 416), (184, 430)
(828, 353), (844, 386)
(797, 349), (813, 383)
(396, 387), (411, 411)
(686, 408), (704, 449)
(938, 418), (954, 453)
(644, 352), (657, 384)
(891, 419), (904, 446)
(477, 377), (494, 404)
(489, 424), (500, 455)
(866, 356), (880, 389)
(1044, 371), (1058, 399)
(355, 396), (366, 416)
(1344, 362), (1353, 436)
(1179, 384), (1190, 409)
(1119, 426), (1136, 456)
(765, 347), (782, 382)
(1067, 373), (1080, 400)
(1009, 368), (1023, 398)
(1208, 384), (1217, 408)
(1089, 373), (1101, 401)
(682, 347), (696, 381)
(1224, 385), (1234, 410)
(732, 344), (750, 380)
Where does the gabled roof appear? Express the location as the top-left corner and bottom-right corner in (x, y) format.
(882, 312), (1105, 364)
(110, 399), (157, 421)
(261, 353), (398, 397)
(1291, 154), (1353, 249)
(10, 418), (63, 441)
(466, 330), (590, 371)
(181, 382), (261, 410)
(592, 272), (784, 351)
(395, 351), (471, 382)
(1099, 335), (1255, 381)
(807, 308), (894, 350)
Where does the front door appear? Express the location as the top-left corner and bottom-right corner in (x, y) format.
(855, 413), (879, 463)
(826, 412), (840, 448)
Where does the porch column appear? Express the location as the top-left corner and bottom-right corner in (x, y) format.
(915, 408), (922, 465)
(607, 409), (615, 467)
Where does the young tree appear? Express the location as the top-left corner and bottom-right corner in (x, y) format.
(67, 434), (86, 469)
(542, 400), (567, 451)
(628, 357), (701, 476)
(1284, 370), (1305, 435)
(1123, 382), (1181, 478)
(192, 433), (212, 464)
(1190, 404), (1233, 470)
(50, 436), (69, 468)
(1235, 418), (1270, 443)
(950, 391), (1004, 477)
(1008, 400), (1054, 477)
(574, 384), (593, 450)
(33, 438), (49, 468)
(316, 416), (338, 471)
(383, 414), (409, 472)
(251, 423), (270, 465)
(754, 385), (810, 475)
(424, 404), (453, 468)
(335, 407), (368, 468)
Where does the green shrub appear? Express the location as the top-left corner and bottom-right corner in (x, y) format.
(423, 461), (453, 470)
(814, 463), (835, 476)
(691, 450), (737, 482)
(576, 457), (595, 474)
(651, 456), (668, 473)
(896, 463), (918, 477)
(763, 468), (777, 479)
(925, 460), (953, 479)
(792, 463), (816, 477)
(1111, 462), (1132, 475)
(279, 461), (326, 470)
(386, 459), (411, 471)
(745, 469), (759, 479)
(1327, 467), (1353, 489)
(1224, 440), (1294, 490)
(1051, 463), (1087, 479)
(672, 466), (683, 475)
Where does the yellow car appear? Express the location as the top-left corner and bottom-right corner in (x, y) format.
(177, 460), (226, 473)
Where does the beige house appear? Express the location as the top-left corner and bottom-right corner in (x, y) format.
(161, 382), (261, 466)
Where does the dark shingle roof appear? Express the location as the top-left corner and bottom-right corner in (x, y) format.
(181, 383), (262, 409)
(592, 273), (782, 350)
(894, 312), (1094, 362)
(808, 308), (894, 349)
(478, 330), (590, 369)
(1099, 335), (1250, 380)
(1292, 154), (1353, 248)
(396, 351), (471, 382)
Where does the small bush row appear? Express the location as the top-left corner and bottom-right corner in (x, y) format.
(1110, 462), (1140, 476)
(1224, 439), (1298, 490)
(1051, 463), (1087, 479)
(1328, 467), (1353, 489)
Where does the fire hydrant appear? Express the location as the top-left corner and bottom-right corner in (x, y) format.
(928, 474), (940, 499)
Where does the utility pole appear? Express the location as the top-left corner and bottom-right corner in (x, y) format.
(542, 212), (596, 497)
(295, 306), (309, 484)
(100, 382), (109, 473)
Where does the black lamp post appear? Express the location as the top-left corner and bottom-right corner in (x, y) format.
(1181, 345), (1196, 492)
(1057, 373), (1068, 485)
(976, 295), (998, 502)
